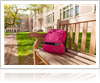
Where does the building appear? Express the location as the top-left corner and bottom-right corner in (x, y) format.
(5, 12), (33, 32)
(33, 4), (96, 32)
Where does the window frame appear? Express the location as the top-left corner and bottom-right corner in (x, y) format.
(62, 4), (74, 19)
(47, 14), (52, 23)
(75, 4), (79, 16)
(22, 19), (25, 23)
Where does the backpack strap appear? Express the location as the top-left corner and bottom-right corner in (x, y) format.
(62, 41), (68, 52)
(65, 48), (68, 52)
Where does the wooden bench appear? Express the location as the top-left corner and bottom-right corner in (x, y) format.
(29, 13), (96, 65)
(35, 73), (96, 82)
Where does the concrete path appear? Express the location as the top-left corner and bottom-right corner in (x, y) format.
(4, 33), (19, 65)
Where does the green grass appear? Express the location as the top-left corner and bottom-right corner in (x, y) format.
(16, 32), (46, 63)
(5, 32), (14, 36)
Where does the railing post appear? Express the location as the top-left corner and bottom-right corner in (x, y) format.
(57, 19), (61, 30)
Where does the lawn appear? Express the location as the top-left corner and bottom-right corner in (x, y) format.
(16, 32), (46, 64)
(17, 32), (96, 64)
(5, 32), (14, 36)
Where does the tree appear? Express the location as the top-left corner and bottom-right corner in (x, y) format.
(4, 4), (53, 29)
(28, 4), (53, 18)
(4, 4), (29, 28)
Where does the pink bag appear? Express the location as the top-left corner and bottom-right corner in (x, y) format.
(43, 29), (66, 54)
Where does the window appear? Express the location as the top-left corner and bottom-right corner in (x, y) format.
(60, 9), (62, 19)
(53, 13), (54, 22)
(67, 10), (69, 18)
(76, 4), (79, 16)
(22, 19), (25, 23)
(21, 24), (24, 28)
(63, 8), (66, 19)
(63, 4), (74, 19)
(47, 14), (52, 23)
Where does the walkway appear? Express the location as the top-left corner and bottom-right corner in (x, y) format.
(4, 33), (19, 65)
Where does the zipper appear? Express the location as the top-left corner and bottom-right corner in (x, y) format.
(44, 42), (60, 46)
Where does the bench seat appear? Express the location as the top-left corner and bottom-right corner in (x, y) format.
(39, 73), (96, 82)
(35, 48), (96, 65)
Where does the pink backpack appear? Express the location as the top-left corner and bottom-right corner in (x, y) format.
(43, 29), (67, 54)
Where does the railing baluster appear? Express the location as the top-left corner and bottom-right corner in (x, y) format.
(69, 24), (73, 49)
(74, 23), (80, 51)
(89, 21), (96, 55)
(81, 22), (88, 52)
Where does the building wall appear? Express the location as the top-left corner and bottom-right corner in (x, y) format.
(33, 4), (96, 32)
(5, 12), (33, 32)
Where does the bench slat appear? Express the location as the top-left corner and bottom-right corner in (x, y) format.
(40, 48), (87, 65)
(36, 48), (95, 65)
(64, 52), (96, 65)
(61, 54), (88, 65)
(81, 22), (88, 52)
(60, 13), (96, 25)
(62, 25), (64, 30)
(69, 24), (73, 49)
(74, 23), (80, 50)
(67, 49), (96, 62)
(65, 24), (68, 47)
(89, 21), (96, 55)
(35, 49), (63, 65)
(40, 48), (79, 65)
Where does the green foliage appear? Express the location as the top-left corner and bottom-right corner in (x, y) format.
(4, 4), (29, 28)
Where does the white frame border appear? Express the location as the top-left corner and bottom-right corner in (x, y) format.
(1, 1), (99, 68)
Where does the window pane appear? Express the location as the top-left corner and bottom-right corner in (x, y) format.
(76, 6), (79, 16)
(22, 19), (24, 23)
(67, 10), (69, 18)
(71, 4), (73, 7)
(53, 13), (54, 22)
(47, 14), (52, 23)
(70, 8), (73, 17)
(63, 11), (66, 19)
